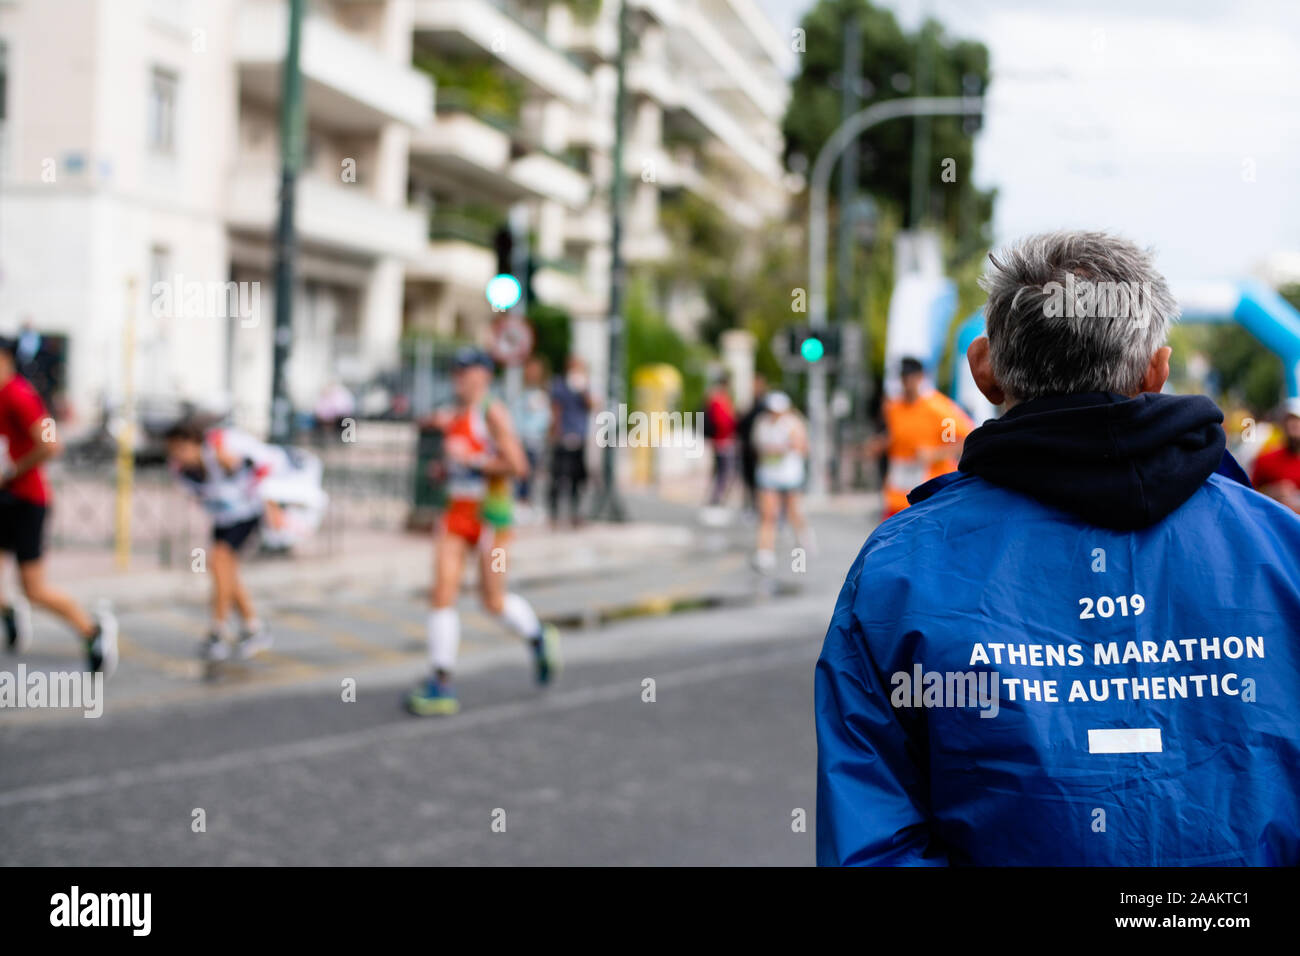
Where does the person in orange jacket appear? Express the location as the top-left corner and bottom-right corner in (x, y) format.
(869, 357), (975, 519)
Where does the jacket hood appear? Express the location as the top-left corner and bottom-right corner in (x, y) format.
(953, 391), (1232, 530)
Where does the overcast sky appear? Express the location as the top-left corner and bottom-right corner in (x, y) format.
(752, 0), (1300, 280)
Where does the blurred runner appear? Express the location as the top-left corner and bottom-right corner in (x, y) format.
(1250, 397), (1300, 514)
(704, 372), (738, 506)
(549, 356), (592, 528)
(870, 356), (974, 519)
(0, 336), (118, 673)
(164, 420), (281, 662)
(407, 348), (560, 716)
(752, 391), (811, 571)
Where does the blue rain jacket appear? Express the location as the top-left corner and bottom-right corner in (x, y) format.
(816, 392), (1300, 865)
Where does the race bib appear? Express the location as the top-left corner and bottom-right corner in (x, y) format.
(888, 457), (927, 491)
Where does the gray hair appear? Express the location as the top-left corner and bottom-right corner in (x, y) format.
(978, 230), (1178, 401)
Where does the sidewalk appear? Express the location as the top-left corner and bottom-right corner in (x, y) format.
(50, 520), (696, 612)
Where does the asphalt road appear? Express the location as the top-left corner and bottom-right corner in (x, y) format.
(0, 506), (870, 866)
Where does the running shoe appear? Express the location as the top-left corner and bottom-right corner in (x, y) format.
(87, 602), (119, 676)
(532, 623), (561, 686)
(3, 596), (33, 653)
(198, 633), (230, 663)
(236, 624), (273, 660)
(406, 675), (460, 716)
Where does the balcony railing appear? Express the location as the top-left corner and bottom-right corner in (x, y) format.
(433, 88), (520, 133)
(429, 210), (498, 247)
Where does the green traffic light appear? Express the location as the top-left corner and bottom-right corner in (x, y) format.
(801, 336), (825, 362)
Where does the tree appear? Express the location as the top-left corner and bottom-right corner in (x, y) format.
(779, 0), (995, 402)
(783, 0), (994, 243)
(527, 303), (572, 377)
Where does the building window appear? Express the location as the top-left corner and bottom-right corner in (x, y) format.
(148, 67), (178, 154)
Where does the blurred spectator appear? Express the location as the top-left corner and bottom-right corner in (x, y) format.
(1251, 398), (1300, 514)
(513, 356), (552, 505)
(737, 373), (769, 514)
(15, 321), (41, 367)
(314, 381), (355, 440)
(549, 356), (592, 528)
(704, 371), (737, 506)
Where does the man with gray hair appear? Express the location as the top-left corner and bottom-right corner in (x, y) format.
(816, 230), (1300, 866)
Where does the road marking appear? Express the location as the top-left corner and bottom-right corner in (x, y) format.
(326, 628), (410, 663)
(1088, 727), (1163, 754)
(0, 646), (809, 808)
(117, 633), (202, 680)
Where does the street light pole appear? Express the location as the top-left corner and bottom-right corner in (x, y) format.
(270, 0), (305, 444)
(590, 0), (629, 522)
(806, 96), (982, 500)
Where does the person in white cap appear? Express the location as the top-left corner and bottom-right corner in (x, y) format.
(1251, 397), (1300, 514)
(752, 391), (812, 571)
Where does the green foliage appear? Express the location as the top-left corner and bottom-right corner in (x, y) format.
(625, 277), (706, 412)
(783, 0), (994, 240)
(527, 303), (572, 376)
(656, 192), (745, 347)
(561, 0), (602, 25)
(774, 0), (994, 399)
(414, 51), (523, 126)
(1169, 322), (1283, 415)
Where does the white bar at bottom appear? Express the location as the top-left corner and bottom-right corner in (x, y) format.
(1088, 728), (1163, 754)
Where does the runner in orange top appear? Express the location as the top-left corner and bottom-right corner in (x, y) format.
(873, 357), (975, 519)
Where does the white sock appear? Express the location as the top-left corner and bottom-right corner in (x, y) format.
(427, 608), (460, 673)
(500, 593), (541, 642)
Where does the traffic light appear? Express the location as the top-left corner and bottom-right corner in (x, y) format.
(488, 224), (526, 312)
(786, 326), (841, 365)
(493, 224), (513, 277)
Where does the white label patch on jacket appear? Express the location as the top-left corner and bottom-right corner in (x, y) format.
(1088, 727), (1163, 754)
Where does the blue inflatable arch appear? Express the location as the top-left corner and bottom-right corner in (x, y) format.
(948, 280), (1300, 418)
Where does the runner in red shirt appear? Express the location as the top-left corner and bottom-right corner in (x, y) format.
(705, 373), (738, 506)
(0, 336), (117, 673)
(1251, 398), (1300, 515)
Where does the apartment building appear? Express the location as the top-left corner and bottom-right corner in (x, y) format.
(0, 0), (789, 434)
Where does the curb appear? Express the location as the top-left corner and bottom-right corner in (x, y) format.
(63, 523), (697, 611)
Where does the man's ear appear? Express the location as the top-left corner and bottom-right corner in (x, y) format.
(1138, 346), (1172, 395)
(967, 336), (1006, 406)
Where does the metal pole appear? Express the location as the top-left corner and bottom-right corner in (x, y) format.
(590, 0), (629, 522)
(834, 12), (861, 330)
(832, 12), (861, 496)
(807, 96), (982, 499)
(909, 21), (935, 228)
(270, 0), (305, 444)
(505, 204), (530, 409)
(115, 277), (137, 570)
